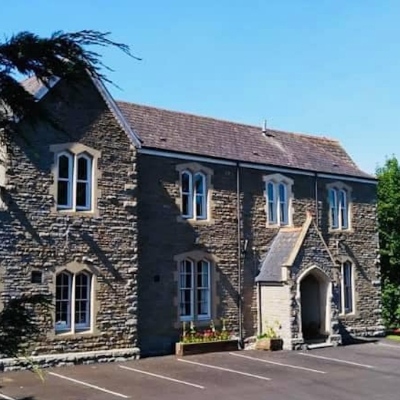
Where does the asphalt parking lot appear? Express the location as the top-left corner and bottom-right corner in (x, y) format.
(1, 340), (400, 400)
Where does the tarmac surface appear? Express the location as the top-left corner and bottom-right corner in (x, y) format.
(1, 339), (400, 400)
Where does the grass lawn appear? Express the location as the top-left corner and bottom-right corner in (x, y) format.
(386, 335), (400, 341)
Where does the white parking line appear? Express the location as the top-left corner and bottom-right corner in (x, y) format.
(298, 353), (374, 369)
(119, 365), (205, 389)
(48, 371), (130, 398)
(0, 393), (16, 400)
(177, 358), (271, 381)
(229, 352), (326, 374)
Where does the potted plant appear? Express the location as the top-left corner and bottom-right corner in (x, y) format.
(255, 321), (283, 351)
(176, 320), (238, 356)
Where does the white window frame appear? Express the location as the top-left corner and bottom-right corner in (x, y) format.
(328, 186), (350, 230)
(339, 261), (355, 315)
(264, 174), (292, 226)
(56, 152), (74, 210)
(181, 171), (193, 219)
(180, 170), (208, 220)
(55, 270), (93, 334)
(56, 152), (93, 212)
(179, 259), (211, 322)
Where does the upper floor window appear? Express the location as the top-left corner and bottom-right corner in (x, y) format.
(338, 261), (354, 314)
(179, 259), (211, 321)
(50, 143), (100, 215)
(57, 152), (93, 211)
(181, 170), (207, 220)
(55, 270), (92, 333)
(328, 185), (350, 230)
(264, 174), (293, 226)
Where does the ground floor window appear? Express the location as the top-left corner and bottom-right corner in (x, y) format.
(55, 271), (92, 333)
(179, 259), (211, 321)
(339, 261), (354, 314)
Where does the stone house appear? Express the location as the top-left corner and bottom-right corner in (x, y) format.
(0, 75), (382, 362)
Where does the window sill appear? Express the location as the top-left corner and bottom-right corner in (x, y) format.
(52, 208), (99, 218)
(329, 228), (354, 234)
(50, 329), (99, 340)
(339, 312), (356, 318)
(266, 223), (293, 229)
(177, 216), (215, 225)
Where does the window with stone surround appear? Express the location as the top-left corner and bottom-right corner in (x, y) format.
(176, 163), (213, 222)
(55, 270), (93, 334)
(263, 174), (293, 226)
(50, 143), (101, 215)
(338, 261), (354, 315)
(174, 250), (219, 326)
(179, 259), (211, 321)
(327, 182), (351, 230)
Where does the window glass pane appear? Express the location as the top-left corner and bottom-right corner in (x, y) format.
(267, 182), (276, 223)
(55, 273), (71, 330)
(57, 181), (69, 206)
(279, 183), (288, 224)
(179, 260), (193, 318)
(58, 155), (70, 179)
(197, 261), (210, 317)
(181, 173), (190, 193)
(197, 289), (209, 315)
(75, 273), (90, 328)
(195, 174), (204, 194)
(330, 189), (338, 228)
(343, 262), (353, 313)
(196, 194), (205, 218)
(182, 194), (190, 216)
(76, 182), (88, 208)
(340, 190), (348, 229)
(77, 157), (88, 180)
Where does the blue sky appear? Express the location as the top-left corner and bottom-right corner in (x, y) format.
(2, 0), (400, 174)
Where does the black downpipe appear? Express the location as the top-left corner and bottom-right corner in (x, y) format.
(236, 163), (243, 345)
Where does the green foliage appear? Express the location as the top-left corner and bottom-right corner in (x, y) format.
(257, 320), (281, 339)
(180, 320), (231, 343)
(377, 157), (400, 327)
(377, 157), (400, 283)
(381, 280), (400, 327)
(0, 30), (139, 130)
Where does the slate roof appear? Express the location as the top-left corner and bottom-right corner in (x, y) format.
(20, 76), (374, 179)
(117, 101), (374, 179)
(256, 228), (302, 283)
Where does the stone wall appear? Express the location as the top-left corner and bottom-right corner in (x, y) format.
(259, 284), (292, 350)
(0, 79), (139, 358)
(137, 154), (381, 355)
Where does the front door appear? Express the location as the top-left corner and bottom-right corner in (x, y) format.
(300, 274), (324, 340)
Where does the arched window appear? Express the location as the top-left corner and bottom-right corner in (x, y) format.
(181, 171), (192, 218)
(55, 272), (72, 331)
(55, 270), (92, 334)
(194, 172), (207, 219)
(267, 182), (276, 224)
(76, 154), (92, 210)
(328, 185), (350, 230)
(179, 259), (211, 321)
(265, 175), (292, 226)
(180, 170), (208, 220)
(57, 152), (73, 209)
(55, 151), (93, 212)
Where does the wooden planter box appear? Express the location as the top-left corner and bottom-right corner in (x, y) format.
(176, 340), (238, 356)
(255, 338), (283, 351)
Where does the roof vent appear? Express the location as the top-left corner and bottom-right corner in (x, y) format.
(262, 119), (274, 137)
